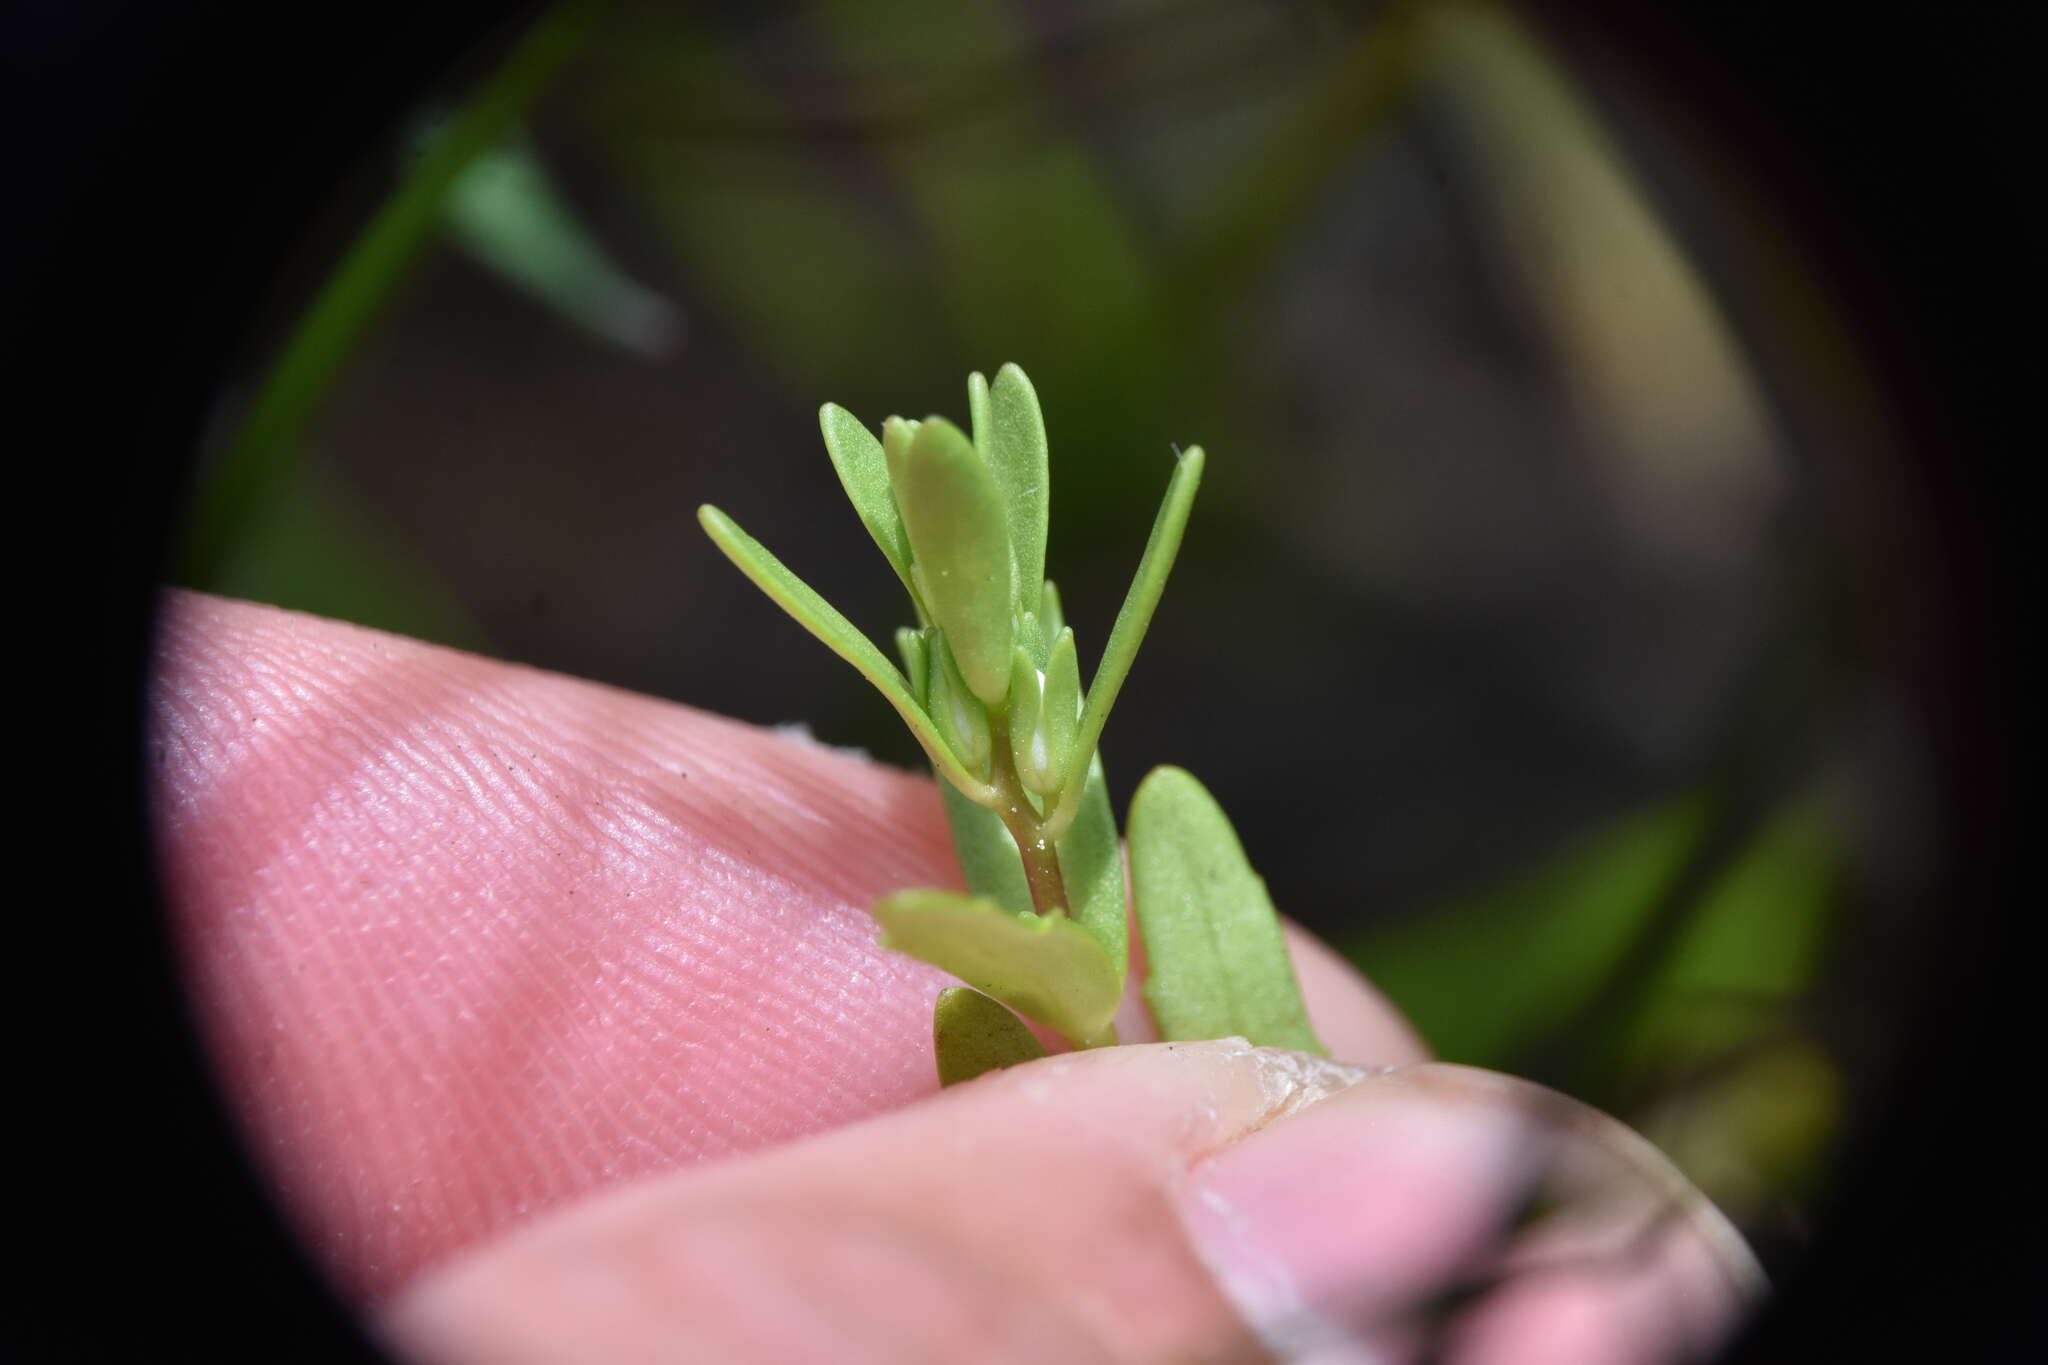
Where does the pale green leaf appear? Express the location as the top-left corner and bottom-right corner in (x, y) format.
(898, 417), (1015, 706)
(1057, 750), (1127, 979)
(1006, 644), (1054, 796)
(933, 986), (1046, 1087)
(927, 629), (993, 774)
(1044, 446), (1204, 838)
(1129, 766), (1321, 1052)
(882, 415), (921, 487)
(895, 626), (929, 705)
(698, 505), (996, 806)
(1017, 608), (1048, 668)
(985, 363), (1050, 617)
(874, 888), (1122, 1047)
(1041, 628), (1081, 797)
(1039, 579), (1066, 637)
(819, 403), (915, 599)
(966, 370), (992, 450)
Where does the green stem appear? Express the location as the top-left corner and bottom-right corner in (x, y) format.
(987, 713), (1070, 917)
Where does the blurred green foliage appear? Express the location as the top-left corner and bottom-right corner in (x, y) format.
(175, 0), (603, 640)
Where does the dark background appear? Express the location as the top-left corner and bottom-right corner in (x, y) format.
(16, 0), (2036, 1358)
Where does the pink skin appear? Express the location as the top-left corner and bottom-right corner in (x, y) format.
(153, 592), (1755, 1362)
(152, 592), (1424, 1299)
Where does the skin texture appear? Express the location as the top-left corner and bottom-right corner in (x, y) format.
(152, 592), (1755, 1363)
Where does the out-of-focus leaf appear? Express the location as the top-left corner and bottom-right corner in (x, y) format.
(578, 12), (942, 392)
(179, 0), (596, 585)
(207, 462), (484, 650)
(1346, 797), (1709, 1067)
(1640, 1036), (1841, 1219)
(1616, 803), (1835, 1073)
(815, 0), (1155, 374)
(1129, 766), (1322, 1052)
(443, 134), (679, 355)
(933, 986), (1047, 1086)
(874, 888), (1122, 1047)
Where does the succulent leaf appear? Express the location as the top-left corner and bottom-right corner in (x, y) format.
(1128, 766), (1322, 1052)
(874, 888), (1122, 1047)
(985, 363), (1050, 619)
(818, 403), (914, 598)
(927, 629), (993, 774)
(932, 987), (1046, 1087)
(896, 416), (1016, 706)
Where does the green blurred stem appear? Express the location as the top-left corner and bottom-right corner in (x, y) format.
(177, 0), (596, 583)
(986, 711), (1070, 918)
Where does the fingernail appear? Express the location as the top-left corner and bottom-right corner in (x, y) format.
(1177, 1072), (1541, 1364)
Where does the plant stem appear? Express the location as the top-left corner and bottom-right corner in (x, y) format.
(987, 713), (1070, 916)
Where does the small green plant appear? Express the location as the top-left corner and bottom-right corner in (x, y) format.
(700, 365), (1321, 1081)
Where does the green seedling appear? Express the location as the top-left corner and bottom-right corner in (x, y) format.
(700, 365), (1323, 1079)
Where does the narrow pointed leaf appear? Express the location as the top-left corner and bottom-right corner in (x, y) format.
(874, 888), (1122, 1047)
(986, 363), (1050, 617)
(897, 416), (1015, 705)
(1017, 609), (1048, 668)
(1056, 750), (1127, 979)
(932, 987), (1046, 1087)
(1040, 628), (1082, 799)
(966, 370), (992, 451)
(1007, 645), (1054, 796)
(819, 403), (914, 597)
(939, 780), (1036, 920)
(698, 505), (996, 806)
(1128, 766), (1322, 1052)
(1039, 579), (1066, 638)
(895, 626), (929, 705)
(927, 629), (992, 773)
(1045, 446), (1204, 839)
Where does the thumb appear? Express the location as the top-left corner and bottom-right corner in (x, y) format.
(383, 1043), (1761, 1365)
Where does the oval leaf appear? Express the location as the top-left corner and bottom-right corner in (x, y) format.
(874, 888), (1121, 1047)
(932, 987), (1046, 1087)
(819, 403), (915, 598)
(927, 629), (992, 774)
(986, 363), (1050, 617)
(1128, 765), (1322, 1052)
(896, 416), (1015, 706)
